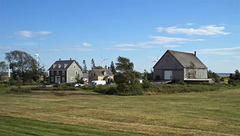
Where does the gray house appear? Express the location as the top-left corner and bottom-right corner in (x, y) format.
(48, 58), (82, 84)
(153, 50), (209, 82)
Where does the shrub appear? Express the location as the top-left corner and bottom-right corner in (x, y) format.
(0, 83), (8, 88)
(142, 79), (152, 90)
(82, 85), (95, 90)
(8, 87), (31, 94)
(94, 85), (118, 95)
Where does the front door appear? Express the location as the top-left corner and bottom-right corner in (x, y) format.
(164, 70), (172, 80)
(55, 76), (60, 83)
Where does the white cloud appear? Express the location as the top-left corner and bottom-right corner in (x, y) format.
(14, 30), (52, 38)
(163, 44), (179, 48)
(83, 42), (92, 47)
(114, 44), (136, 47)
(197, 47), (240, 55)
(156, 25), (230, 36)
(117, 48), (136, 51)
(111, 36), (203, 51)
(50, 45), (93, 52)
(186, 23), (194, 26)
(150, 36), (204, 44)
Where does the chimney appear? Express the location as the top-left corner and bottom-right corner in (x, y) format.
(59, 58), (61, 61)
(194, 51), (196, 56)
(70, 58), (72, 60)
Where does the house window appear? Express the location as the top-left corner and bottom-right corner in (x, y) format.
(73, 64), (76, 69)
(51, 77), (54, 82)
(76, 70), (78, 75)
(56, 71), (59, 75)
(71, 77), (74, 82)
(51, 71), (54, 75)
(62, 77), (65, 83)
(62, 71), (65, 75)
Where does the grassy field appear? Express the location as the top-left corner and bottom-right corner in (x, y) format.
(0, 87), (240, 135)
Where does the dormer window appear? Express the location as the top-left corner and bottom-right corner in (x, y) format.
(53, 64), (56, 69)
(64, 64), (68, 68)
(58, 64), (61, 68)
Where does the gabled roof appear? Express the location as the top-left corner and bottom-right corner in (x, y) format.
(92, 69), (113, 77)
(153, 50), (207, 69)
(48, 60), (82, 71)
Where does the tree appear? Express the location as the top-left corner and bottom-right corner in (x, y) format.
(134, 71), (142, 79)
(110, 61), (116, 75)
(82, 60), (87, 73)
(91, 58), (95, 69)
(208, 70), (220, 83)
(234, 70), (240, 80)
(5, 50), (43, 83)
(0, 61), (7, 81)
(115, 56), (135, 93)
(143, 69), (154, 81)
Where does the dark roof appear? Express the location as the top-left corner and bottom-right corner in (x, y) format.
(48, 60), (82, 71)
(154, 50), (207, 69)
(92, 69), (113, 77)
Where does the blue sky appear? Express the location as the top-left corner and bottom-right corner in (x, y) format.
(0, 0), (239, 73)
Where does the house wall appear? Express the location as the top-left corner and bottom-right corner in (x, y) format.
(184, 68), (207, 79)
(66, 61), (82, 83)
(154, 51), (184, 81)
(89, 70), (114, 82)
(49, 71), (66, 84)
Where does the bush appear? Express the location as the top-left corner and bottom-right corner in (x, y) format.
(8, 87), (31, 94)
(0, 83), (8, 88)
(149, 84), (221, 94)
(82, 85), (95, 90)
(142, 79), (152, 90)
(94, 85), (118, 95)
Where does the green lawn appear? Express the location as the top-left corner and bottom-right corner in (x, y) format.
(0, 87), (240, 135)
(0, 116), (148, 136)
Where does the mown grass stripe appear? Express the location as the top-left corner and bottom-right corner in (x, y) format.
(0, 116), (149, 136)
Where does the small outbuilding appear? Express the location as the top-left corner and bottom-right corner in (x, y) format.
(153, 50), (210, 83)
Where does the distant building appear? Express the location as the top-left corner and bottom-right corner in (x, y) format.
(89, 69), (114, 83)
(153, 50), (210, 83)
(82, 73), (89, 84)
(48, 58), (82, 84)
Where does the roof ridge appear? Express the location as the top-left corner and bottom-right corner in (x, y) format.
(168, 50), (194, 55)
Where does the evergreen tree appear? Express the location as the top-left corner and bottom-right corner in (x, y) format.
(82, 60), (87, 73)
(91, 58), (95, 69)
(110, 61), (116, 74)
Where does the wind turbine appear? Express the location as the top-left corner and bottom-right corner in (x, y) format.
(153, 53), (160, 63)
(100, 55), (108, 68)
